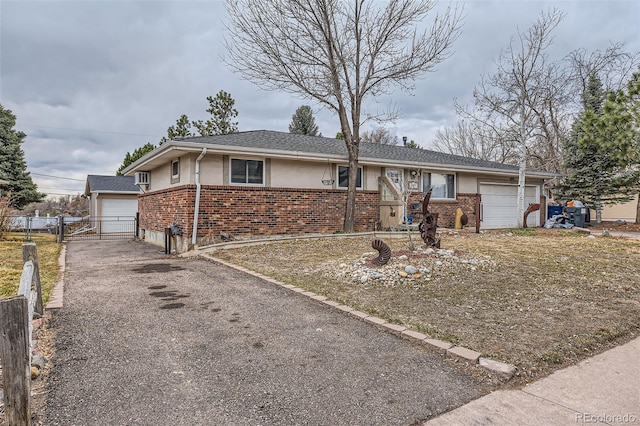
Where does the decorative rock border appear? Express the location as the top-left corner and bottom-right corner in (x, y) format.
(201, 253), (518, 380)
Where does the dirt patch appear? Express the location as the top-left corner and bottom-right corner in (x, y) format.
(211, 229), (640, 383)
(588, 220), (640, 232)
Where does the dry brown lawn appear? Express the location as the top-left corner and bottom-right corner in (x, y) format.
(0, 233), (62, 304)
(211, 228), (640, 383)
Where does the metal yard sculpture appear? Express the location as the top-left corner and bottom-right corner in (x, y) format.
(419, 188), (440, 248)
(371, 239), (392, 266)
(523, 203), (540, 228)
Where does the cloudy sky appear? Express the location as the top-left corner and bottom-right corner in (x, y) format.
(1, 1), (639, 197)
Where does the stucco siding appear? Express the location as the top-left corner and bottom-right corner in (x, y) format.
(457, 173), (478, 193)
(199, 155), (225, 185)
(270, 159), (328, 189)
(600, 194), (638, 222)
(150, 162), (172, 191)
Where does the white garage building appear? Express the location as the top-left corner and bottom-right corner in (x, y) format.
(85, 175), (139, 233)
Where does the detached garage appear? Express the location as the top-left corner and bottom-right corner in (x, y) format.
(85, 175), (140, 234)
(479, 182), (540, 229)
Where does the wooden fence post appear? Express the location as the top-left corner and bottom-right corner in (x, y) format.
(0, 296), (32, 426)
(22, 243), (43, 317)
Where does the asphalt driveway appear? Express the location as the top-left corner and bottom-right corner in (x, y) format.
(43, 240), (488, 425)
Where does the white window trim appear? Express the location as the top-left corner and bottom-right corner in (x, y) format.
(229, 157), (265, 186)
(423, 171), (456, 200)
(385, 168), (404, 191)
(337, 165), (363, 189)
(171, 158), (180, 182)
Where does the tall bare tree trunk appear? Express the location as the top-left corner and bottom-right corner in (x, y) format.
(516, 103), (527, 228)
(344, 154), (359, 232)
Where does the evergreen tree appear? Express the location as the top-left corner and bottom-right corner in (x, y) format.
(192, 90), (239, 136)
(288, 105), (320, 136)
(405, 139), (422, 149)
(164, 114), (195, 142)
(116, 142), (156, 176)
(130, 91), (240, 170)
(599, 71), (640, 169)
(556, 73), (640, 222)
(0, 104), (45, 209)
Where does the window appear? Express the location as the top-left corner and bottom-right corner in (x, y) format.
(338, 165), (362, 189)
(385, 168), (404, 191)
(171, 159), (180, 183)
(423, 172), (455, 199)
(231, 158), (264, 184)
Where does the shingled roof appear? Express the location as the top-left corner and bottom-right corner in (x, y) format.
(85, 175), (140, 195)
(178, 130), (520, 172)
(124, 129), (557, 178)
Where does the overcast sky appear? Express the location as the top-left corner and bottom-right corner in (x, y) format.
(1, 1), (639, 197)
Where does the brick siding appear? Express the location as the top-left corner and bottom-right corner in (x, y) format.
(138, 185), (481, 246)
(138, 185), (379, 241)
(407, 192), (480, 229)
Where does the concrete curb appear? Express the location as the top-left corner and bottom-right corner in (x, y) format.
(200, 253), (517, 379)
(46, 243), (67, 310)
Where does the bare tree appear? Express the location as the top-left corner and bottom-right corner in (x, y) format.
(361, 127), (398, 145)
(433, 120), (519, 163)
(567, 43), (640, 100)
(224, 0), (463, 231)
(0, 192), (16, 240)
(455, 8), (565, 227)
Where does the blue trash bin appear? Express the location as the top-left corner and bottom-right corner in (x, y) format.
(547, 205), (563, 218)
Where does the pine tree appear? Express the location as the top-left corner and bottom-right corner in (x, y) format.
(0, 104), (45, 209)
(192, 90), (239, 136)
(556, 73), (640, 222)
(165, 114), (195, 142)
(288, 105), (320, 136)
(116, 142), (156, 175)
(405, 139), (422, 149)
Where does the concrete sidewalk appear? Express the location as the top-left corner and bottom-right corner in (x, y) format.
(426, 336), (640, 425)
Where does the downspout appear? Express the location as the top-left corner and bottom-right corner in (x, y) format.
(192, 147), (207, 247)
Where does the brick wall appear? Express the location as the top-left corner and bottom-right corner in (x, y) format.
(138, 186), (196, 236)
(407, 192), (479, 229)
(138, 185), (379, 241)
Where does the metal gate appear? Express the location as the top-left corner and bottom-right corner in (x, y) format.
(62, 215), (138, 241)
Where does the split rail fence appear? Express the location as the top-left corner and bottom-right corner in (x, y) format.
(0, 243), (44, 426)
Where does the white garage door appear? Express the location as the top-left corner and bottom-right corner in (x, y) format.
(480, 183), (539, 229)
(100, 198), (138, 233)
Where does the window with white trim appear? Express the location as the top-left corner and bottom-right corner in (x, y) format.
(423, 172), (455, 199)
(171, 158), (180, 183)
(385, 168), (404, 191)
(337, 165), (362, 189)
(231, 158), (264, 185)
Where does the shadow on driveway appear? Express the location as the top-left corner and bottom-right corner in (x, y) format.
(43, 240), (490, 425)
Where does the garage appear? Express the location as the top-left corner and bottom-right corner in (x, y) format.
(479, 183), (539, 229)
(85, 175), (140, 238)
(100, 197), (138, 233)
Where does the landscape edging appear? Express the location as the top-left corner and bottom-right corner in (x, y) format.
(199, 253), (517, 380)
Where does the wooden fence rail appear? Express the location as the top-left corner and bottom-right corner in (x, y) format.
(0, 243), (43, 426)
